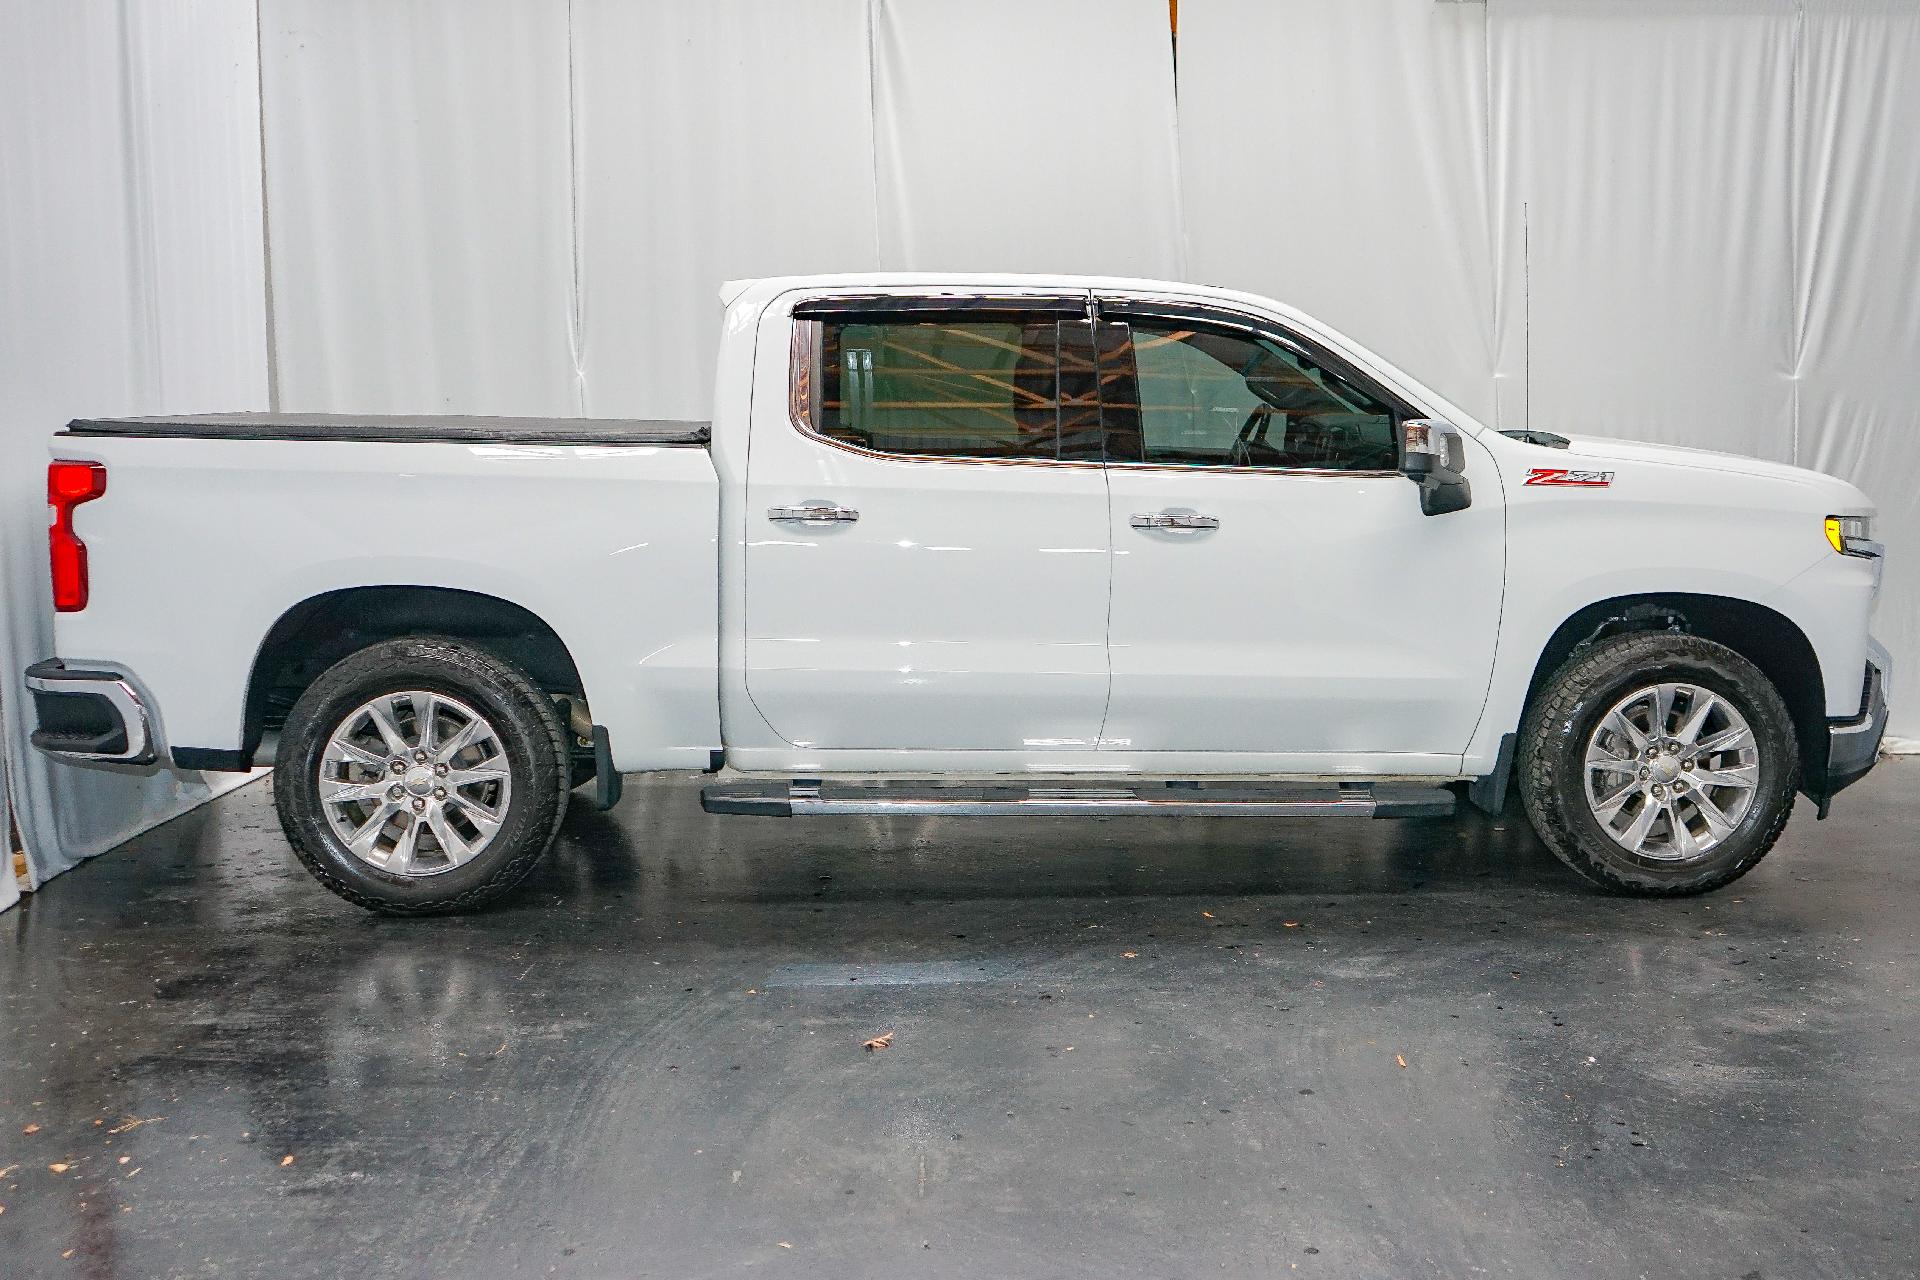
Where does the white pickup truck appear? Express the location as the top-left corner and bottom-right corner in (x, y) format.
(29, 275), (1890, 913)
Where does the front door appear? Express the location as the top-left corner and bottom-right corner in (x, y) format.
(743, 295), (1113, 752)
(1094, 301), (1504, 769)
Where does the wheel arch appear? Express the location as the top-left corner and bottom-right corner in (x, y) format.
(236, 586), (588, 768)
(1523, 593), (1828, 790)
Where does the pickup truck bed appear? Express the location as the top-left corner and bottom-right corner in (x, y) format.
(64, 414), (710, 447)
(42, 413), (723, 778)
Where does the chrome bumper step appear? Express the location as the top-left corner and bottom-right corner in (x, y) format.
(700, 778), (1456, 819)
(24, 659), (156, 765)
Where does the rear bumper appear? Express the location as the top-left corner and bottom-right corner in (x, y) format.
(1821, 638), (1891, 804)
(23, 659), (157, 765)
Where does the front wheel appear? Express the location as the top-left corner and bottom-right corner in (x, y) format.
(274, 637), (570, 914)
(1518, 632), (1798, 896)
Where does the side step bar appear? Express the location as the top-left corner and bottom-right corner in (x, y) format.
(701, 778), (1455, 819)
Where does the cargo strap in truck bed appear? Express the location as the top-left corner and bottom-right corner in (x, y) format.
(61, 414), (710, 447)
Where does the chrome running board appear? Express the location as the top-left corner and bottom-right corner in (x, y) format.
(701, 778), (1455, 819)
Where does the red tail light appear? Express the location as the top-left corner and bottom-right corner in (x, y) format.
(49, 461), (107, 612)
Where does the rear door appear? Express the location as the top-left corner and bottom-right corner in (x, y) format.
(1093, 299), (1504, 767)
(743, 294), (1114, 751)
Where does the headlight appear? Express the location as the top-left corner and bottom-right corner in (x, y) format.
(1825, 514), (1881, 558)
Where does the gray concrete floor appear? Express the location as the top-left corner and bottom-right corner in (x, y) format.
(1, 763), (1916, 1280)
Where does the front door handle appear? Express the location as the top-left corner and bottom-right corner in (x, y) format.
(1130, 511), (1220, 531)
(769, 503), (860, 525)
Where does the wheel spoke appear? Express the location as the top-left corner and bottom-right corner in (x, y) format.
(449, 796), (502, 837)
(320, 778), (390, 805)
(1592, 782), (1639, 824)
(387, 815), (424, 873)
(345, 801), (398, 860)
(1586, 749), (1640, 776)
(1668, 807), (1704, 860)
(434, 716), (484, 764)
(415, 694), (438, 754)
(330, 739), (388, 770)
(1693, 789), (1738, 838)
(1690, 762), (1758, 790)
(1603, 708), (1648, 753)
(1621, 797), (1662, 851)
(1649, 684), (1676, 737)
(447, 766), (509, 790)
(366, 698), (411, 756)
(1675, 692), (1718, 745)
(1694, 725), (1751, 757)
(426, 806), (472, 863)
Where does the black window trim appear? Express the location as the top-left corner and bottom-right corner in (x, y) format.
(1093, 296), (1420, 476)
(786, 292), (1105, 469)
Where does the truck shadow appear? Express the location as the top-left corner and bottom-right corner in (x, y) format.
(539, 774), (1579, 908)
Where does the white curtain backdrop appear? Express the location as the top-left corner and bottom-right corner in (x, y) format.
(571, 0), (883, 420)
(5, 0), (1915, 902)
(1, 0), (269, 894)
(1179, 0), (1499, 425)
(258, 0), (580, 415)
(871, 0), (1183, 276)
(1489, 0), (1800, 460)
(1791, 1), (1920, 736)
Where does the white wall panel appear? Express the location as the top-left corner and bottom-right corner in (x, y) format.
(571, 0), (879, 419)
(871, 0), (1184, 276)
(259, 0), (578, 413)
(1490, 0), (1799, 457)
(1178, 0), (1499, 425)
(1793, 1), (1920, 742)
(0, 0), (269, 887)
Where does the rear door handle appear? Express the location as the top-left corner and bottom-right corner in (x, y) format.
(1130, 511), (1220, 531)
(769, 503), (860, 524)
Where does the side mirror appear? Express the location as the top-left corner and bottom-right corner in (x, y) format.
(1400, 418), (1471, 516)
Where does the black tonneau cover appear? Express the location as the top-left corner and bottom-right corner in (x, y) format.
(61, 413), (710, 447)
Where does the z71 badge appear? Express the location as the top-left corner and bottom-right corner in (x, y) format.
(1524, 467), (1615, 487)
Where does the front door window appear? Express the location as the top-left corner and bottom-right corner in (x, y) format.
(1099, 317), (1400, 471)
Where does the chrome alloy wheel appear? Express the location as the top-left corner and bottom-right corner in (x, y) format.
(317, 690), (512, 876)
(1583, 682), (1759, 863)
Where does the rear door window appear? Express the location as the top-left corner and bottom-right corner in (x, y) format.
(794, 308), (1093, 461)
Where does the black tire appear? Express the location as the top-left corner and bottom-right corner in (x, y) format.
(1518, 632), (1798, 896)
(274, 637), (569, 915)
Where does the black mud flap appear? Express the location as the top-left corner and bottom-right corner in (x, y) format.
(591, 725), (622, 812)
(1467, 734), (1515, 817)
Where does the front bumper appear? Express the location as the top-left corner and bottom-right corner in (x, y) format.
(1819, 638), (1891, 808)
(23, 659), (157, 765)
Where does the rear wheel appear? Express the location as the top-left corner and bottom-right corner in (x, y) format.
(274, 637), (569, 914)
(1518, 632), (1798, 895)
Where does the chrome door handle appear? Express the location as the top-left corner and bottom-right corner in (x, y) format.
(1130, 511), (1220, 531)
(768, 503), (860, 524)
